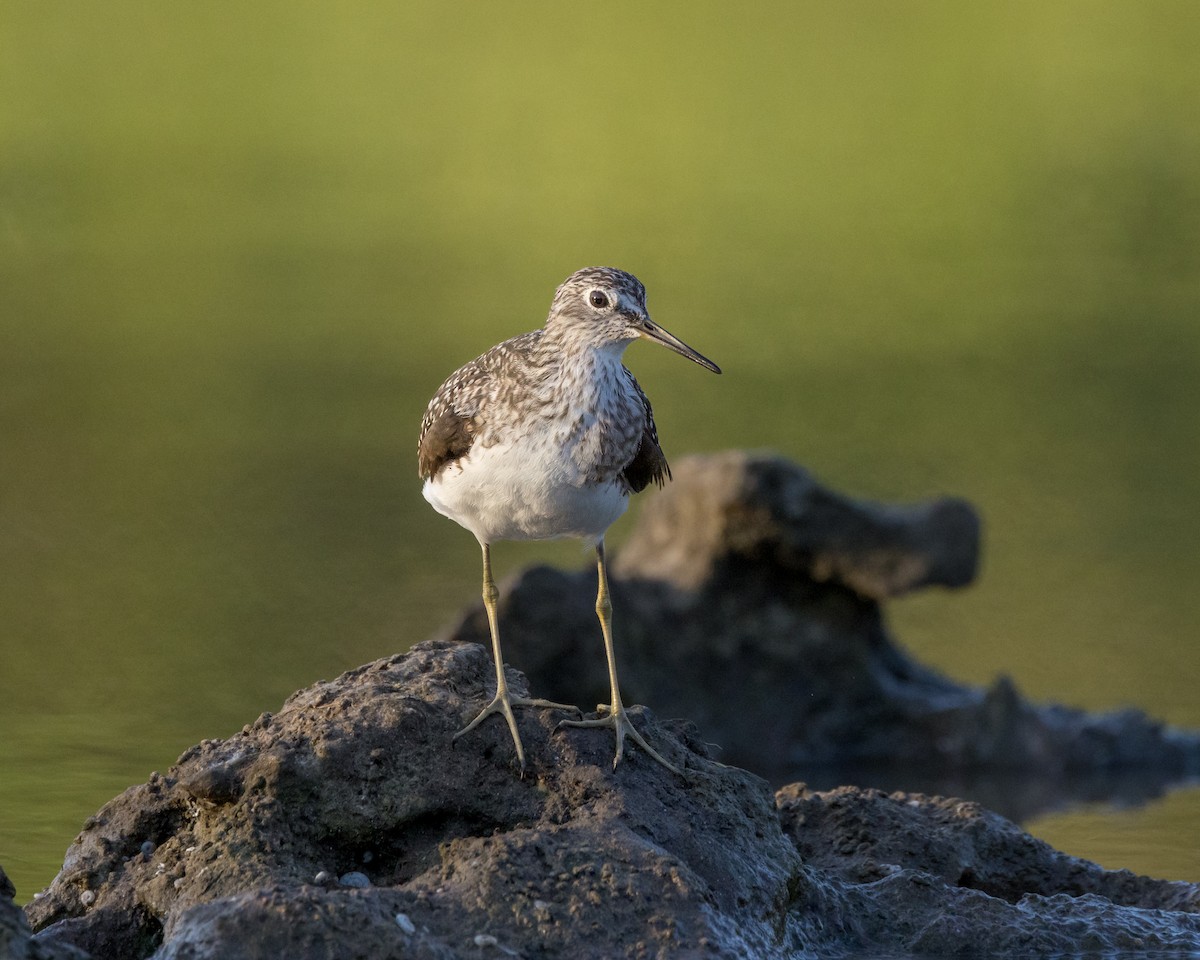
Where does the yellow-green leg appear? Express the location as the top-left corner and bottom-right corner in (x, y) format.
(558, 539), (681, 775)
(454, 541), (579, 771)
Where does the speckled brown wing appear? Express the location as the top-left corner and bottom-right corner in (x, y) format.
(417, 361), (487, 481)
(419, 331), (551, 481)
(621, 373), (671, 494)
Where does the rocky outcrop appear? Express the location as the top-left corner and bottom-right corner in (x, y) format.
(19, 641), (1200, 959)
(23, 642), (796, 959)
(15, 450), (1200, 958)
(446, 451), (1200, 799)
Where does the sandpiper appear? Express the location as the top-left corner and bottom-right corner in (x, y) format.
(418, 267), (720, 774)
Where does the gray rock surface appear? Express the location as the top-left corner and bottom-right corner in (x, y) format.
(2, 865), (25, 958)
(2, 864), (86, 960)
(777, 783), (1200, 955)
(19, 640), (1200, 959)
(446, 450), (1200, 794)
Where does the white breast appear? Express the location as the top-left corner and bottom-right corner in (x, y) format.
(423, 433), (630, 545)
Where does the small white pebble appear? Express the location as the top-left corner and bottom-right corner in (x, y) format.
(395, 913), (416, 934)
(533, 900), (550, 911)
(313, 871), (331, 885)
(79, 891), (96, 907)
(173, 878), (185, 890)
(184, 846), (196, 854)
(474, 934), (498, 947)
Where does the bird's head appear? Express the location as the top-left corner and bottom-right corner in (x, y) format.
(546, 266), (721, 373)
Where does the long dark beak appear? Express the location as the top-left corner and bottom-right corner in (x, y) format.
(637, 317), (722, 374)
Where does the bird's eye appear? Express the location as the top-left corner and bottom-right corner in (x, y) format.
(588, 290), (610, 309)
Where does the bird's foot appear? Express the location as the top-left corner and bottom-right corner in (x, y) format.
(558, 704), (682, 776)
(454, 692), (581, 771)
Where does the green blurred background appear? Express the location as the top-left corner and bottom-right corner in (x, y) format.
(2, 2), (1198, 899)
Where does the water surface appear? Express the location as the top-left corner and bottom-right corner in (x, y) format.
(2, 1), (1198, 901)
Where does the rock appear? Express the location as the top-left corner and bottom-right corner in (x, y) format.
(614, 449), (981, 598)
(777, 784), (1200, 954)
(25, 641), (801, 959)
(1, 866), (28, 958)
(445, 451), (1200, 793)
(2, 863), (89, 960)
(21, 640), (1200, 959)
(777, 784), (1200, 912)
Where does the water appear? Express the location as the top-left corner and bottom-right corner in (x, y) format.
(2, 1), (1199, 903)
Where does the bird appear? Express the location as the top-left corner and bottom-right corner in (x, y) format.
(418, 266), (720, 775)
